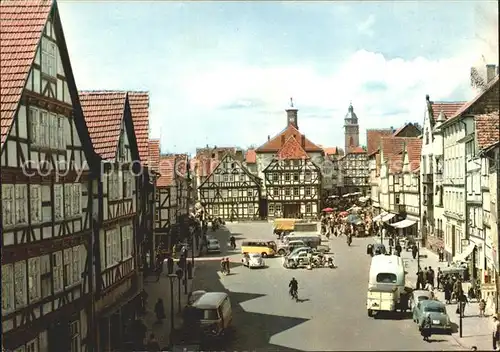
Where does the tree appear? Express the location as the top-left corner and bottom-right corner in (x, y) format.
(470, 66), (486, 90)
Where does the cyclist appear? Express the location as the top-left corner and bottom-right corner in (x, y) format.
(289, 277), (298, 301)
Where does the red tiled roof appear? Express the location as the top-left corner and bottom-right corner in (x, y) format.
(476, 111), (500, 150)
(245, 149), (256, 163)
(276, 136), (309, 160)
(79, 91), (127, 160)
(0, 0), (53, 146)
(347, 146), (365, 154)
(388, 153), (403, 173)
(256, 124), (323, 153)
(430, 101), (466, 120)
(366, 129), (393, 156)
(194, 156), (220, 177)
(323, 147), (339, 156)
(406, 139), (422, 172)
(147, 139), (160, 172)
(128, 91), (150, 162)
(380, 137), (408, 161)
(157, 155), (176, 187)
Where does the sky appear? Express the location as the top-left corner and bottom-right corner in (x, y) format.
(58, 0), (499, 155)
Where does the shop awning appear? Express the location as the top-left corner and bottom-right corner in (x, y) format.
(391, 219), (416, 229)
(453, 243), (476, 263)
(342, 193), (351, 198)
(372, 212), (387, 222)
(381, 213), (396, 222)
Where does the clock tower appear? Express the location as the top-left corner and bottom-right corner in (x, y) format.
(344, 102), (360, 152)
(286, 97), (298, 129)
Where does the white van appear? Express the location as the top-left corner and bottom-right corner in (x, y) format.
(367, 255), (406, 316)
(190, 292), (232, 337)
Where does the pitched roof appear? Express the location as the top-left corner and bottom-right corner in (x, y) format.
(157, 155), (176, 187)
(128, 91), (149, 162)
(323, 147), (339, 156)
(245, 149), (256, 163)
(276, 136), (309, 160)
(476, 111), (500, 150)
(366, 129), (393, 155)
(388, 153), (403, 173)
(380, 137), (408, 161)
(79, 91), (127, 160)
(430, 102), (465, 120)
(147, 139), (160, 172)
(392, 123), (422, 137)
(256, 124), (322, 153)
(347, 146), (365, 154)
(450, 76), (499, 121)
(194, 156), (220, 177)
(406, 138), (422, 172)
(0, 0), (53, 145)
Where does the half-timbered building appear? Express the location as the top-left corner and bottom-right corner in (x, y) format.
(79, 91), (141, 351)
(146, 139), (160, 264)
(338, 147), (369, 196)
(255, 102), (325, 218)
(198, 154), (261, 221)
(155, 155), (178, 249)
(263, 136), (321, 219)
(1, 1), (98, 351)
(128, 92), (155, 271)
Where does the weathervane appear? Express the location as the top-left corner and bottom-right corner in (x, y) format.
(290, 97), (294, 108)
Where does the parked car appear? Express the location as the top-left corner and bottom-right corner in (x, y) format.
(366, 243), (386, 256)
(242, 253), (265, 268)
(413, 300), (452, 334)
(284, 249), (313, 268)
(409, 290), (433, 312)
(207, 238), (221, 253)
(187, 290), (207, 306)
(277, 240), (307, 256)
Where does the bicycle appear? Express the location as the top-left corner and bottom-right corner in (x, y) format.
(289, 288), (298, 301)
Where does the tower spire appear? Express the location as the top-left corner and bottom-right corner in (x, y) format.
(290, 97), (294, 108)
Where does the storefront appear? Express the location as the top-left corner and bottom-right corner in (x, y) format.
(390, 218), (418, 238)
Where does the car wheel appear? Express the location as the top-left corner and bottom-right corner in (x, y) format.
(367, 309), (373, 317)
(261, 252), (268, 258)
(278, 249), (285, 256)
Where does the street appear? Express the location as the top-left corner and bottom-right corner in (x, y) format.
(189, 222), (465, 351)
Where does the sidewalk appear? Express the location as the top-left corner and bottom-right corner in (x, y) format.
(399, 244), (492, 350)
(142, 262), (198, 349)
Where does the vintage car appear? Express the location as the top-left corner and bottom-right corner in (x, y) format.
(413, 300), (452, 334)
(367, 243), (387, 257)
(284, 250), (310, 269)
(408, 289), (433, 311)
(277, 240), (307, 256)
(242, 253), (265, 268)
(207, 238), (221, 253)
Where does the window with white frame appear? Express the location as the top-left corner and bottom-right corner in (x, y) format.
(2, 184), (14, 226)
(29, 107), (41, 146)
(113, 229), (121, 264)
(64, 184), (72, 217)
(275, 203), (282, 213)
(305, 187), (311, 197)
(268, 203), (275, 214)
(293, 187), (299, 196)
(72, 246), (81, 284)
(212, 205), (219, 215)
(57, 115), (65, 149)
(41, 37), (57, 77)
(63, 248), (72, 287)
(248, 203), (254, 214)
(273, 188), (278, 196)
(305, 171), (312, 182)
(108, 171), (120, 200)
(30, 185), (42, 224)
(53, 251), (63, 292)
(223, 174), (229, 182)
(305, 203), (312, 213)
(124, 172), (133, 198)
(285, 188), (291, 196)
(2, 264), (15, 313)
(72, 184), (81, 215)
(121, 225), (133, 259)
(54, 184), (64, 220)
(49, 113), (56, 148)
(272, 173), (279, 182)
(284, 173), (290, 182)
(246, 189), (252, 197)
(40, 255), (51, 298)
(28, 257), (41, 303)
(15, 184), (28, 224)
(117, 171), (123, 200)
(70, 320), (81, 352)
(14, 261), (27, 308)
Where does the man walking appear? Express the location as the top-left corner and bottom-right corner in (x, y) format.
(492, 315), (500, 350)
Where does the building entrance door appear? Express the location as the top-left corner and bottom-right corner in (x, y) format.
(283, 203), (300, 218)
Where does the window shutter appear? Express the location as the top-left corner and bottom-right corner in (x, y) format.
(58, 116), (65, 149)
(106, 231), (113, 267)
(49, 114), (56, 148)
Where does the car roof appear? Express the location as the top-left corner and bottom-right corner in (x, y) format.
(208, 238), (219, 242)
(413, 290), (432, 296)
(192, 292), (228, 309)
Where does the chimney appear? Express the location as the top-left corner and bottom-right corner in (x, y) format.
(486, 64), (497, 83)
(281, 135), (285, 146)
(301, 135), (305, 147)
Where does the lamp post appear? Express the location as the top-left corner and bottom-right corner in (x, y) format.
(167, 274), (177, 340)
(175, 269), (183, 313)
(459, 294), (463, 338)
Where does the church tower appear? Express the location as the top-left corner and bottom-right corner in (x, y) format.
(344, 102), (360, 152)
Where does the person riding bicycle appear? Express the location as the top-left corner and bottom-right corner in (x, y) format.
(229, 236), (236, 249)
(289, 277), (298, 299)
(220, 258), (227, 273)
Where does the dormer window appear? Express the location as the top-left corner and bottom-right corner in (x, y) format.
(41, 37), (57, 77)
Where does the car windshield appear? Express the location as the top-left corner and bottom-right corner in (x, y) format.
(190, 308), (219, 320)
(424, 306), (445, 313)
(209, 239), (219, 244)
(418, 296), (430, 301)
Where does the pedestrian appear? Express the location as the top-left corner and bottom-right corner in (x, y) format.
(416, 268), (425, 290)
(154, 299), (165, 324)
(225, 257), (231, 274)
(444, 277), (452, 304)
(412, 244), (418, 260)
(438, 246), (444, 262)
(436, 268), (442, 290)
(493, 315), (500, 350)
(428, 266), (435, 288)
(479, 299), (486, 317)
(420, 314), (432, 342)
(395, 242), (402, 257)
(456, 292), (468, 317)
(146, 333), (160, 351)
(167, 256), (174, 274)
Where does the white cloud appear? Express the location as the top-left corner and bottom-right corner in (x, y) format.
(357, 14), (376, 36)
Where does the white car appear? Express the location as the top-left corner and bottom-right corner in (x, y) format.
(207, 238), (221, 253)
(242, 253), (265, 268)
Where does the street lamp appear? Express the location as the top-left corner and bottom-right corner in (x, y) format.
(175, 269), (183, 313)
